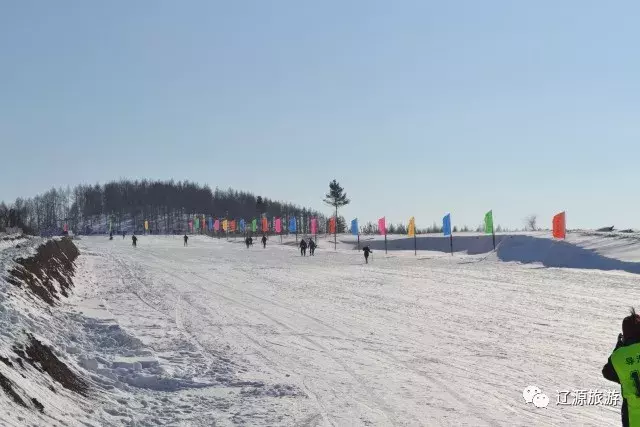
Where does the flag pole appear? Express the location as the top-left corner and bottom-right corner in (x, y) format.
(414, 232), (417, 256)
(449, 233), (453, 255)
(385, 232), (387, 254)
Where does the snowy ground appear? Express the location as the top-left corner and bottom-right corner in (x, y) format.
(38, 233), (632, 426)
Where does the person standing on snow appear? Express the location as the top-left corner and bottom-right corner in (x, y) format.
(261, 235), (267, 248)
(132, 234), (138, 247)
(122, 231), (126, 239)
(299, 239), (307, 256)
(184, 234), (189, 246)
(362, 246), (372, 264)
(308, 239), (316, 256)
(602, 308), (640, 427)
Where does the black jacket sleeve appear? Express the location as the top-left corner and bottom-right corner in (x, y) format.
(602, 334), (625, 383)
(602, 356), (620, 383)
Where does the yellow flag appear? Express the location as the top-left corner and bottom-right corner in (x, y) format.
(222, 219), (228, 231)
(144, 220), (149, 230)
(408, 217), (415, 237)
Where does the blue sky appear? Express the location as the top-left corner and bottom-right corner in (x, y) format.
(1, 1), (639, 230)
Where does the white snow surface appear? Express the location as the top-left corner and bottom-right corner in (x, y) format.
(2, 231), (639, 425)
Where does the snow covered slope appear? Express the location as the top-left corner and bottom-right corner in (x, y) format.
(1, 232), (636, 425)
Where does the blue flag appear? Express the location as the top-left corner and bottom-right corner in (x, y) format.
(239, 219), (245, 232)
(289, 217), (297, 233)
(208, 217), (213, 231)
(443, 213), (452, 236)
(351, 218), (359, 235)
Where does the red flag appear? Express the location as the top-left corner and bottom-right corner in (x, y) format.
(553, 212), (566, 239)
(378, 217), (386, 235)
(230, 220), (236, 231)
(275, 218), (282, 233)
(329, 217), (336, 234)
(262, 217), (269, 232)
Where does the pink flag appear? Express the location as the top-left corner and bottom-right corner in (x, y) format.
(378, 217), (386, 235)
(214, 219), (220, 232)
(63, 223), (68, 232)
(275, 218), (282, 233)
(188, 220), (193, 232)
(311, 217), (318, 234)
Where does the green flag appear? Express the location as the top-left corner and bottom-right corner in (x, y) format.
(484, 210), (494, 234)
(252, 218), (257, 232)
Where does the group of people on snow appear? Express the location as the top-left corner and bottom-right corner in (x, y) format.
(299, 238), (317, 256)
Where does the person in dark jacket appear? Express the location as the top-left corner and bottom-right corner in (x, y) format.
(109, 231), (113, 240)
(308, 239), (316, 256)
(132, 235), (138, 247)
(184, 235), (189, 246)
(362, 246), (372, 263)
(602, 308), (640, 427)
(245, 236), (251, 248)
(122, 231), (126, 239)
(300, 239), (307, 256)
(261, 235), (267, 248)
(249, 237), (253, 246)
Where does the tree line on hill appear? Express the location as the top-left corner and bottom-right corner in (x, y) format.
(0, 179), (326, 235)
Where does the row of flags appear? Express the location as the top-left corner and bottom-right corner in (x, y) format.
(176, 216), (322, 234)
(346, 210), (567, 239)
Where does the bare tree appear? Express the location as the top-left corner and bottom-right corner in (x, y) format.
(524, 214), (538, 231)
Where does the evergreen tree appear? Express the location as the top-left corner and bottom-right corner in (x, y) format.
(323, 179), (350, 250)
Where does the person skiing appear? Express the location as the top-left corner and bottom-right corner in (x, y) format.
(603, 308), (640, 427)
(249, 236), (253, 247)
(245, 236), (251, 249)
(299, 238), (307, 256)
(261, 235), (267, 248)
(132, 234), (138, 247)
(308, 238), (316, 256)
(362, 245), (372, 264)
(109, 231), (113, 240)
(184, 234), (188, 246)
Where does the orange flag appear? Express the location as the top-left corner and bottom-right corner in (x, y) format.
(262, 217), (268, 232)
(552, 211), (566, 239)
(329, 217), (336, 234)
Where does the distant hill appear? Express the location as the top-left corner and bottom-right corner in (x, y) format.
(0, 179), (326, 235)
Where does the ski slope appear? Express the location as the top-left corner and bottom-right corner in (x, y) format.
(62, 234), (634, 426)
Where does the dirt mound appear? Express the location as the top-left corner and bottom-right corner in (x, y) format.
(14, 335), (88, 396)
(6, 237), (79, 305)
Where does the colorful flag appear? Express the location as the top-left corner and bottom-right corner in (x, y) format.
(351, 218), (358, 235)
(144, 220), (149, 231)
(289, 217), (297, 233)
(378, 217), (386, 235)
(311, 217), (318, 235)
(443, 213), (451, 236)
(230, 220), (236, 231)
(275, 218), (282, 233)
(553, 211), (566, 239)
(329, 217), (336, 234)
(63, 223), (68, 232)
(194, 217), (199, 230)
(484, 210), (494, 234)
(214, 219), (220, 231)
(208, 217), (213, 231)
(262, 217), (268, 232)
(222, 219), (228, 231)
(408, 217), (416, 237)
(252, 218), (257, 232)
(189, 220), (193, 232)
(240, 219), (246, 232)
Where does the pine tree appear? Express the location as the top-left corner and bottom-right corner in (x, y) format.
(323, 179), (350, 250)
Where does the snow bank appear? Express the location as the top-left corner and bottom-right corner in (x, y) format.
(347, 232), (640, 274)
